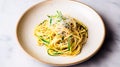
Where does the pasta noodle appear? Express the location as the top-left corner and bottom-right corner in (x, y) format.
(34, 11), (88, 56)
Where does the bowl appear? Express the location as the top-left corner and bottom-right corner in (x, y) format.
(16, 0), (105, 66)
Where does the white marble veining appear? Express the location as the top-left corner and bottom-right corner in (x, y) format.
(0, 0), (120, 67)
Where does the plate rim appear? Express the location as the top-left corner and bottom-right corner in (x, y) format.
(15, 0), (106, 66)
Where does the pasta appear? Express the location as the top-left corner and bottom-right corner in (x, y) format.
(34, 11), (88, 56)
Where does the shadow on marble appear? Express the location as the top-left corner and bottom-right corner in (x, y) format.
(0, 35), (11, 42)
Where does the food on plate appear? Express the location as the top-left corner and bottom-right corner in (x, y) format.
(34, 11), (88, 56)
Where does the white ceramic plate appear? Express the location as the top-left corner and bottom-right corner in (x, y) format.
(16, 0), (105, 66)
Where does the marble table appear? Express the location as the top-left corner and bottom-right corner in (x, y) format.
(0, 0), (120, 67)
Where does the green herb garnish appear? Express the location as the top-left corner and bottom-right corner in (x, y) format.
(38, 36), (50, 45)
(47, 15), (52, 25)
(57, 11), (63, 22)
(41, 39), (50, 44)
(47, 49), (63, 56)
(68, 36), (71, 51)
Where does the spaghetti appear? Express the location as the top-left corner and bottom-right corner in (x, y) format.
(34, 11), (88, 56)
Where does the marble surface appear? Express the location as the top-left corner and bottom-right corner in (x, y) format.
(0, 0), (120, 67)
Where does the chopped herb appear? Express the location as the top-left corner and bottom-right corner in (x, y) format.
(47, 15), (51, 18)
(62, 36), (64, 40)
(47, 49), (63, 56)
(39, 20), (47, 26)
(68, 36), (71, 51)
(57, 20), (61, 22)
(38, 36), (50, 45)
(41, 39), (50, 44)
(57, 11), (63, 22)
(57, 11), (63, 18)
(62, 17), (66, 20)
(64, 23), (70, 29)
(47, 15), (52, 25)
(50, 17), (52, 25)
